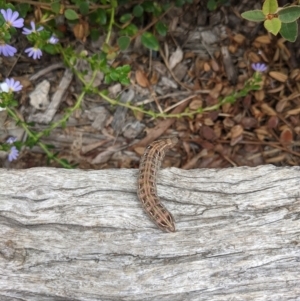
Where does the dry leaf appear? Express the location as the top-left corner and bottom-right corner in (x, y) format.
(223, 117), (235, 128)
(230, 125), (243, 139)
(233, 33), (246, 44)
(255, 35), (271, 44)
(255, 127), (270, 140)
(248, 52), (261, 62)
(251, 106), (263, 119)
(261, 103), (277, 116)
(241, 117), (257, 129)
(230, 134), (243, 146)
(204, 62), (211, 72)
(73, 20), (89, 42)
(135, 69), (149, 88)
(203, 118), (214, 126)
(211, 59), (220, 72)
(189, 99), (203, 110)
(169, 47), (183, 70)
(149, 71), (159, 85)
(280, 128), (293, 144)
(209, 82), (223, 99)
(266, 155), (286, 164)
(276, 98), (288, 113)
(269, 71), (288, 82)
(289, 69), (300, 80)
(254, 90), (265, 101)
(267, 116), (279, 129)
(201, 125), (217, 141)
(267, 84), (285, 93)
(285, 107), (300, 117)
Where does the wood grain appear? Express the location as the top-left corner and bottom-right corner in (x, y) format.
(137, 137), (178, 232)
(0, 166), (300, 300)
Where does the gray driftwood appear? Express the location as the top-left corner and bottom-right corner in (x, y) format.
(0, 165), (300, 301)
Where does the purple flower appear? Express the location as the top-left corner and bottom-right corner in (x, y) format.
(1, 8), (24, 28)
(5, 78), (23, 92)
(6, 136), (17, 144)
(0, 44), (17, 56)
(22, 21), (44, 35)
(8, 146), (19, 161)
(251, 63), (267, 72)
(25, 47), (42, 59)
(48, 35), (59, 44)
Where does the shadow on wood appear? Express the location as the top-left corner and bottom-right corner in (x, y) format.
(0, 165), (300, 300)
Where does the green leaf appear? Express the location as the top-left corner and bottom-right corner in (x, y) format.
(119, 76), (130, 85)
(119, 13), (132, 23)
(16, 3), (31, 17)
(264, 18), (281, 35)
(207, 0), (217, 11)
(142, 1), (155, 12)
(79, 2), (89, 15)
(110, 71), (119, 81)
(97, 8), (107, 25)
(133, 5), (144, 17)
(141, 32), (159, 51)
(119, 24), (138, 36)
(43, 44), (58, 55)
(104, 74), (112, 84)
(155, 21), (168, 36)
(120, 65), (130, 73)
(51, 2), (61, 14)
(241, 10), (266, 22)
(102, 42), (111, 53)
(64, 9), (79, 20)
(262, 0), (278, 15)
(90, 28), (101, 41)
(278, 6), (300, 23)
(175, 0), (185, 7)
(117, 36), (131, 51)
(280, 21), (298, 42)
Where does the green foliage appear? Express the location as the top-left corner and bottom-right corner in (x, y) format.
(141, 32), (159, 51)
(241, 10), (266, 22)
(117, 36), (130, 50)
(64, 9), (79, 20)
(262, 0), (278, 14)
(90, 8), (107, 25)
(280, 21), (298, 42)
(207, 0), (230, 11)
(155, 21), (168, 36)
(241, 0), (300, 42)
(133, 5), (143, 17)
(264, 18), (281, 35)
(278, 6), (300, 22)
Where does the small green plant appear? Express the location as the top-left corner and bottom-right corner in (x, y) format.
(241, 0), (300, 42)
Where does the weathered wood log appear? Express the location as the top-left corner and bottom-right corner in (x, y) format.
(0, 165), (299, 300)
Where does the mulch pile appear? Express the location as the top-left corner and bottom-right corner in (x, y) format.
(1, 0), (300, 169)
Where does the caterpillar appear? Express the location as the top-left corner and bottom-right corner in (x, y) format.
(137, 137), (178, 232)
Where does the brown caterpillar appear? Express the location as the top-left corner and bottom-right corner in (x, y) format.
(137, 137), (178, 232)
